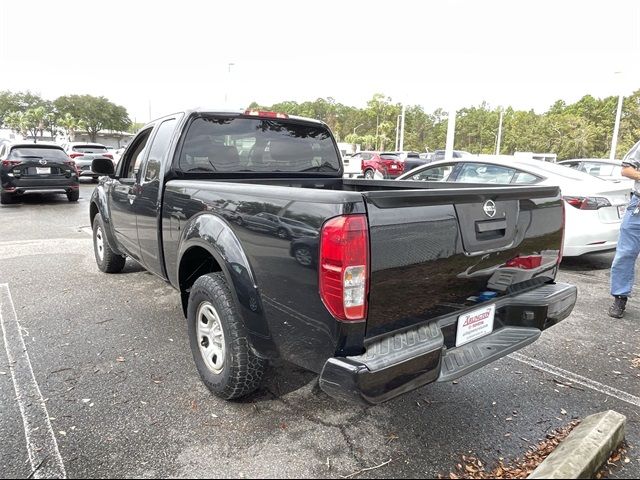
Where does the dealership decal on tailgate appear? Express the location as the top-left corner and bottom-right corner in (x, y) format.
(456, 304), (496, 347)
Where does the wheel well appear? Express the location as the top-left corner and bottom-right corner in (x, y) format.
(90, 202), (99, 226)
(178, 246), (222, 316)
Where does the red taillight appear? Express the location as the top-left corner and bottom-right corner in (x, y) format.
(505, 255), (543, 270)
(69, 152), (84, 159)
(244, 109), (289, 119)
(1, 160), (21, 167)
(103, 154), (113, 159)
(563, 196), (611, 210)
(319, 215), (369, 322)
(64, 160), (78, 173)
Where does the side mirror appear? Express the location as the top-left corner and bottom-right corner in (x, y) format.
(92, 158), (115, 176)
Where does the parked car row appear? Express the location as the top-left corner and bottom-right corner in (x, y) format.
(0, 140), (122, 204)
(397, 155), (631, 257)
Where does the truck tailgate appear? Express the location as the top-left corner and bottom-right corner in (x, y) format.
(362, 185), (564, 339)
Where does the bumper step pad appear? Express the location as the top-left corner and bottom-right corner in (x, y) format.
(437, 327), (540, 382)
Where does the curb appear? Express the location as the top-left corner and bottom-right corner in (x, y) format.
(529, 410), (626, 479)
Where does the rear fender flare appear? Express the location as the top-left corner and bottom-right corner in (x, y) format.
(177, 213), (276, 357)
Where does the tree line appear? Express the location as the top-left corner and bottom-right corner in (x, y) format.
(0, 91), (132, 143)
(251, 91), (640, 160)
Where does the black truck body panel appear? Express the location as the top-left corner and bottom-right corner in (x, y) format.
(90, 109), (576, 403)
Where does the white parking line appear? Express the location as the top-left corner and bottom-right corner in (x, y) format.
(509, 352), (640, 409)
(0, 284), (67, 479)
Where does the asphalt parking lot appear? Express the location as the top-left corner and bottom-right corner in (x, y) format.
(1, 183), (640, 479)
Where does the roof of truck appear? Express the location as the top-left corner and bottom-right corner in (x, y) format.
(149, 108), (327, 128)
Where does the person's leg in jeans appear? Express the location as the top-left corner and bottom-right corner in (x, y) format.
(610, 199), (640, 317)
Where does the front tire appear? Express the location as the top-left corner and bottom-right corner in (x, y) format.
(187, 272), (267, 400)
(92, 213), (126, 273)
(276, 228), (289, 240)
(364, 169), (375, 179)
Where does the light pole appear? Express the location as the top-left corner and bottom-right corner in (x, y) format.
(610, 71), (624, 161)
(395, 115), (401, 151)
(399, 104), (406, 152)
(495, 109), (504, 155)
(224, 62), (235, 105)
(444, 108), (457, 161)
(353, 123), (364, 135)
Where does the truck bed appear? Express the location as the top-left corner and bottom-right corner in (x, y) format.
(162, 176), (563, 369)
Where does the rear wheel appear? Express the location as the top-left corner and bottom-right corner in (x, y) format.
(293, 246), (313, 267)
(364, 169), (375, 179)
(92, 213), (126, 273)
(188, 272), (267, 400)
(1, 191), (15, 205)
(67, 190), (79, 202)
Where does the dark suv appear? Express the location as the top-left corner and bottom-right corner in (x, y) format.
(0, 141), (79, 204)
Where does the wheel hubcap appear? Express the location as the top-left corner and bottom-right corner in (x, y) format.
(196, 302), (225, 374)
(95, 227), (104, 261)
(295, 248), (312, 266)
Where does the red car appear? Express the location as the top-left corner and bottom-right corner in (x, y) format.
(353, 151), (405, 179)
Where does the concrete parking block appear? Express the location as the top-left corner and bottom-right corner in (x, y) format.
(529, 410), (626, 479)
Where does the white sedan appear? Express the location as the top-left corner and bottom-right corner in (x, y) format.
(397, 156), (631, 257)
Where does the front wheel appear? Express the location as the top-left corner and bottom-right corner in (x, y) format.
(364, 169), (375, 179)
(276, 228), (289, 240)
(187, 272), (267, 400)
(92, 213), (126, 273)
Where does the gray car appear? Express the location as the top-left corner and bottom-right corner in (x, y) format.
(62, 142), (113, 182)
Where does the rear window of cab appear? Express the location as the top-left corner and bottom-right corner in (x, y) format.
(178, 116), (341, 174)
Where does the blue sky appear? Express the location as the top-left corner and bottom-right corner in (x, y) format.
(1, 0), (638, 121)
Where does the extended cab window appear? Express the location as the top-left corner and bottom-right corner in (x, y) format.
(179, 116), (340, 174)
(144, 119), (177, 182)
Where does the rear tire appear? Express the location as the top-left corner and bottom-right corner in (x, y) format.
(187, 272), (267, 400)
(92, 213), (126, 273)
(1, 192), (15, 205)
(67, 190), (79, 202)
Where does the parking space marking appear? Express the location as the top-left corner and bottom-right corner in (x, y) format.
(0, 284), (67, 479)
(510, 352), (640, 409)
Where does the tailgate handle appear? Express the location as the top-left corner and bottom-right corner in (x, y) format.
(476, 219), (507, 233)
(475, 219), (507, 240)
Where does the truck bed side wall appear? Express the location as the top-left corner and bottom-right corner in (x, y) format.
(162, 180), (367, 372)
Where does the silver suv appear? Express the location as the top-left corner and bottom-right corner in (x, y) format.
(62, 142), (113, 182)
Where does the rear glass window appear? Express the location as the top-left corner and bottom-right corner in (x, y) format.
(580, 162), (618, 177)
(179, 116), (340, 174)
(380, 154), (400, 160)
(9, 147), (68, 161)
(72, 145), (108, 153)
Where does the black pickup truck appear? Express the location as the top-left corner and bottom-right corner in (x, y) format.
(89, 109), (577, 405)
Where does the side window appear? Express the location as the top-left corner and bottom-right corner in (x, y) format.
(456, 163), (515, 184)
(513, 171), (540, 184)
(409, 164), (454, 181)
(563, 162), (580, 170)
(143, 119), (177, 183)
(120, 128), (153, 180)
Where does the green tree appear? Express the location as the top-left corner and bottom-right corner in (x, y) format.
(54, 95), (131, 142)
